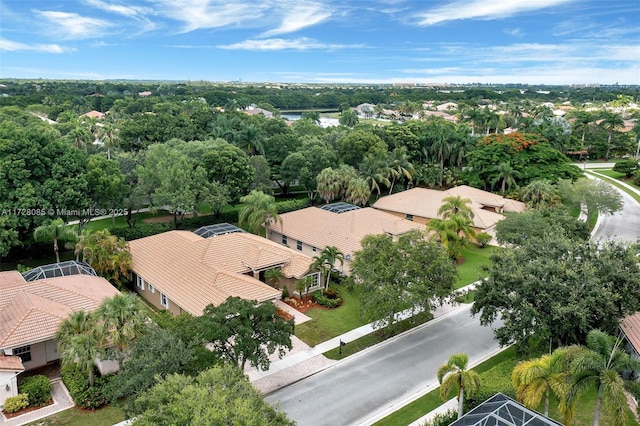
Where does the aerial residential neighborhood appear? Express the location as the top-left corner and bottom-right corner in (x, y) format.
(2, 1), (640, 426)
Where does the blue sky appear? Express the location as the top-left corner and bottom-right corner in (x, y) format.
(1, 0), (639, 84)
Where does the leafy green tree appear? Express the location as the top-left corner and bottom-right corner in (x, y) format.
(472, 235), (640, 350)
(239, 190), (282, 237)
(568, 330), (640, 426)
(96, 293), (147, 367)
(557, 178), (623, 218)
(55, 311), (103, 387)
(248, 155), (272, 194)
(0, 217), (19, 270)
(495, 207), (589, 246)
(85, 155), (126, 227)
(437, 353), (482, 419)
(200, 140), (254, 203)
(599, 111), (624, 160)
(350, 230), (457, 333)
(196, 297), (294, 370)
(75, 229), (132, 288)
(512, 348), (572, 418)
(337, 130), (387, 168)
(130, 365), (294, 426)
(612, 159), (639, 178)
(33, 218), (77, 263)
(107, 326), (196, 406)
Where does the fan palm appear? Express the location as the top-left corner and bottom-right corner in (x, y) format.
(311, 246), (345, 291)
(490, 162), (520, 193)
(437, 353), (482, 419)
(55, 311), (103, 386)
(96, 293), (147, 367)
(239, 190), (282, 237)
(386, 147), (414, 194)
(34, 218), (78, 263)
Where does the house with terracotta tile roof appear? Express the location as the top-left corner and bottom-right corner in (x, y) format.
(266, 206), (424, 274)
(621, 312), (640, 360)
(0, 271), (118, 407)
(80, 110), (105, 119)
(372, 186), (525, 242)
(128, 231), (317, 316)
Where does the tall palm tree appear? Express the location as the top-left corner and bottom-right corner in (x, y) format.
(66, 122), (92, 152)
(359, 153), (391, 197)
(345, 177), (371, 207)
(339, 109), (359, 127)
(312, 246), (345, 291)
(96, 293), (147, 368)
(427, 120), (452, 187)
(316, 167), (341, 204)
(34, 218), (78, 263)
(490, 162), (520, 193)
(55, 311), (103, 387)
(239, 190), (282, 237)
(573, 111), (595, 143)
(98, 121), (120, 160)
(520, 180), (560, 209)
(438, 196), (474, 222)
(512, 348), (572, 418)
(600, 111), (624, 160)
(568, 330), (640, 426)
(386, 147), (414, 194)
(438, 353), (482, 419)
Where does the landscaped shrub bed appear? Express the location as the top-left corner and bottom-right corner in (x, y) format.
(61, 367), (113, 410)
(2, 394), (28, 413)
(313, 290), (343, 308)
(20, 374), (51, 407)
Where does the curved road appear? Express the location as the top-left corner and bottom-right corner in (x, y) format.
(265, 305), (501, 426)
(591, 178), (640, 243)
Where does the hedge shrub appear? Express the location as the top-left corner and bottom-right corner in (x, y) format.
(312, 290), (342, 308)
(3, 394), (29, 413)
(109, 222), (171, 241)
(475, 233), (492, 248)
(613, 159), (639, 178)
(463, 359), (517, 412)
(20, 375), (51, 407)
(277, 198), (311, 214)
(61, 366), (112, 410)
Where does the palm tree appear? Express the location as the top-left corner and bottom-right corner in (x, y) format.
(512, 348), (572, 418)
(236, 123), (264, 156)
(339, 109), (359, 127)
(427, 120), (452, 187)
(490, 162), (520, 193)
(359, 153), (391, 197)
(567, 330), (640, 426)
(345, 177), (371, 206)
(238, 190), (282, 237)
(312, 246), (345, 291)
(520, 180), (560, 209)
(264, 268), (284, 289)
(66, 122), (92, 152)
(386, 147), (414, 194)
(600, 111), (624, 160)
(573, 111), (595, 143)
(96, 293), (147, 368)
(34, 218), (78, 263)
(98, 121), (120, 160)
(55, 311), (103, 387)
(438, 196), (474, 223)
(316, 167), (341, 204)
(438, 353), (482, 419)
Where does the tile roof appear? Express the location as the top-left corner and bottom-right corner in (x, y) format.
(128, 231), (298, 315)
(268, 207), (424, 257)
(0, 275), (119, 348)
(0, 355), (24, 372)
(621, 312), (640, 354)
(0, 271), (26, 286)
(373, 186), (525, 230)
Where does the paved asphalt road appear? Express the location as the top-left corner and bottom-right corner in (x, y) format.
(265, 305), (501, 426)
(591, 180), (640, 243)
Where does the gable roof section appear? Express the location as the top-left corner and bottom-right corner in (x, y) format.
(269, 207), (423, 257)
(373, 186), (525, 230)
(129, 231), (291, 315)
(621, 312), (640, 354)
(0, 275), (118, 348)
(0, 355), (25, 372)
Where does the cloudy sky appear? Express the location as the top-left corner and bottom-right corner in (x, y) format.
(1, 0), (639, 84)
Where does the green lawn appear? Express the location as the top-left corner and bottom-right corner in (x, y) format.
(295, 285), (367, 346)
(25, 406), (126, 426)
(595, 169), (640, 191)
(455, 245), (497, 289)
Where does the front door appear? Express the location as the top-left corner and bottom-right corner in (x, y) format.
(45, 340), (60, 362)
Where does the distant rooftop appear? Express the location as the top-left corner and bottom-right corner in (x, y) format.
(22, 261), (97, 282)
(320, 202), (361, 214)
(193, 223), (246, 238)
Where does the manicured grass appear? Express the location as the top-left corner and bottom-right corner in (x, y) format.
(323, 311), (434, 360)
(596, 169), (640, 190)
(374, 346), (518, 426)
(455, 245), (497, 289)
(82, 210), (167, 231)
(25, 405), (126, 426)
(295, 285), (367, 346)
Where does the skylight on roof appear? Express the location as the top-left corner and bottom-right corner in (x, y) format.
(193, 223), (246, 238)
(320, 202), (360, 214)
(22, 261), (98, 282)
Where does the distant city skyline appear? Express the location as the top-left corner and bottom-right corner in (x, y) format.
(1, 0), (639, 85)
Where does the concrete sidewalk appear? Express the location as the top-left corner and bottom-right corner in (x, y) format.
(0, 378), (74, 426)
(248, 283), (477, 394)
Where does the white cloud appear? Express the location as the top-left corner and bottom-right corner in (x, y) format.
(157, 0), (265, 33)
(261, 2), (331, 37)
(504, 28), (523, 37)
(415, 0), (574, 26)
(83, 0), (150, 18)
(34, 10), (113, 40)
(218, 37), (364, 51)
(0, 38), (75, 53)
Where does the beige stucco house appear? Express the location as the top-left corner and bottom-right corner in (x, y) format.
(128, 230), (317, 316)
(0, 271), (119, 407)
(267, 205), (424, 274)
(373, 185), (526, 242)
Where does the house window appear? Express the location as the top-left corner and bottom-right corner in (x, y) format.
(406, 214), (414, 221)
(161, 293), (169, 309)
(312, 246), (317, 252)
(282, 235), (287, 245)
(296, 240), (302, 251)
(149, 284), (155, 293)
(13, 345), (32, 363)
(136, 275), (145, 291)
